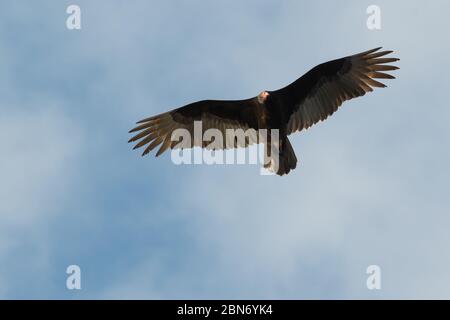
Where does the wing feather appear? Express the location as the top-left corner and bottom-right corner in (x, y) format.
(272, 47), (399, 134)
(129, 99), (262, 157)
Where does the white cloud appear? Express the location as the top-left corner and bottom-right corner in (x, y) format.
(0, 97), (84, 296)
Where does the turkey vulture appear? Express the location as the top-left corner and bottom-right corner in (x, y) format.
(129, 47), (399, 175)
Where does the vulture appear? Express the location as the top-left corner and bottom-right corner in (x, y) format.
(129, 47), (399, 175)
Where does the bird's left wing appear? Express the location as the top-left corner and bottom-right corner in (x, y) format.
(129, 98), (262, 157)
(270, 47), (399, 135)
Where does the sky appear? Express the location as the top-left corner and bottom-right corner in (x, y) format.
(1, 0), (450, 299)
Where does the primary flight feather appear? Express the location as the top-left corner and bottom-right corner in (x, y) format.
(129, 47), (399, 175)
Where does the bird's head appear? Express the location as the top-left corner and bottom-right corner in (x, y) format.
(257, 91), (270, 104)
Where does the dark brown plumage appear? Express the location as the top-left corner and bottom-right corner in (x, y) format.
(129, 47), (399, 175)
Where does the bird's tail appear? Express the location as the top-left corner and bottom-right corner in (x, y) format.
(264, 137), (297, 176)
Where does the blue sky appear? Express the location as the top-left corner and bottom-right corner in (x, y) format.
(1, 0), (450, 299)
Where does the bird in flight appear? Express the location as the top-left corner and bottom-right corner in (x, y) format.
(129, 47), (399, 175)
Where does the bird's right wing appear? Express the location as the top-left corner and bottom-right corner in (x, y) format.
(129, 98), (263, 157)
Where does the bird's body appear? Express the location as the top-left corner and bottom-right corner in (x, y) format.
(129, 48), (399, 175)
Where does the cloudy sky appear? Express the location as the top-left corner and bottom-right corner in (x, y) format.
(1, 1), (449, 299)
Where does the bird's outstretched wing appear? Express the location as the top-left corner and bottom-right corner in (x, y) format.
(270, 47), (399, 135)
(129, 99), (262, 157)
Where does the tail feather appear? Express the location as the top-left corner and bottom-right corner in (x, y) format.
(264, 137), (298, 176)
